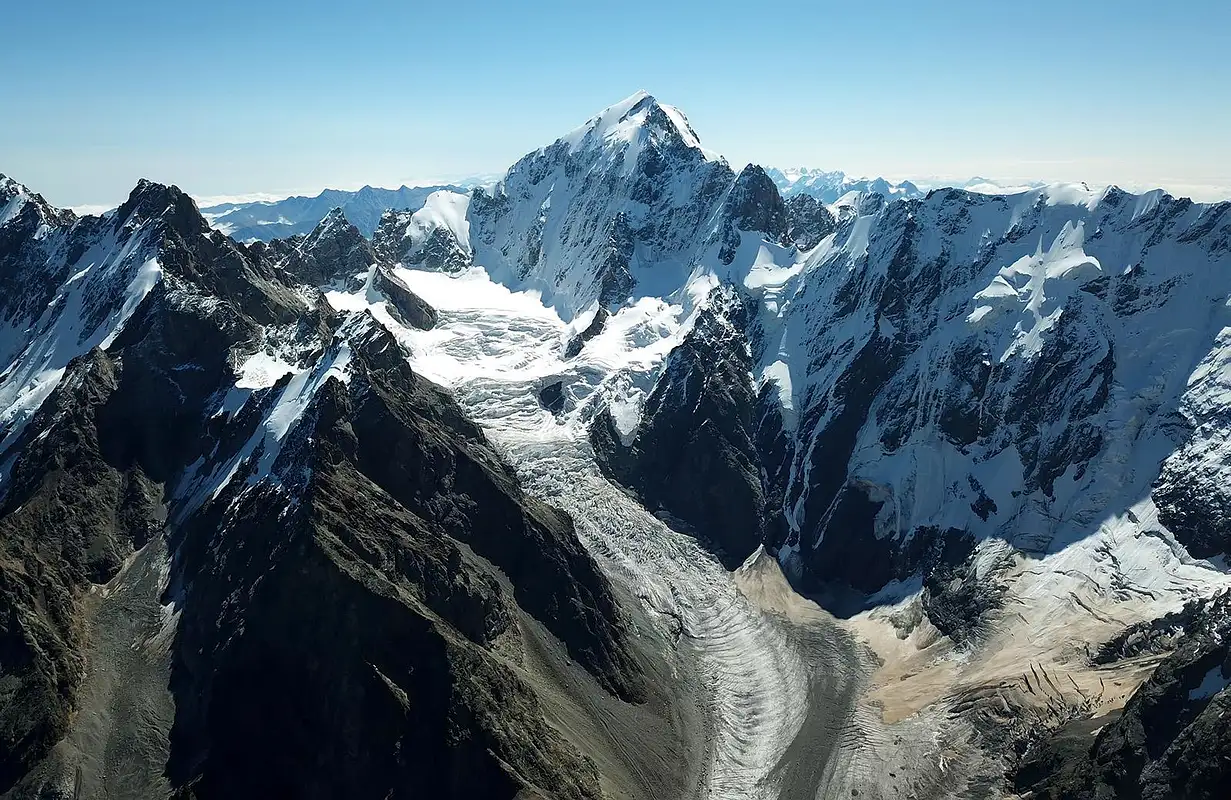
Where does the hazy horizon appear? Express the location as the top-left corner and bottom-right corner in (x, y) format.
(5, 0), (1229, 208)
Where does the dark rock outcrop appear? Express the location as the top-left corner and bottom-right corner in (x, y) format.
(372, 206), (473, 273)
(249, 211), (439, 331)
(372, 264), (437, 330)
(784, 193), (836, 250)
(265, 207), (378, 288)
(711, 165), (789, 264)
(1154, 471), (1231, 559)
(919, 532), (1009, 643)
(538, 380), (566, 414)
(593, 292), (767, 566)
(564, 308), (609, 359)
(1018, 591), (1231, 800)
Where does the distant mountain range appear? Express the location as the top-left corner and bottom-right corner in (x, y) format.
(199, 184), (469, 242)
(198, 170), (1048, 245)
(765, 167), (1047, 203)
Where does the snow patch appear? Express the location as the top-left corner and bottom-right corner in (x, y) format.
(762, 360), (794, 411)
(236, 350), (298, 390)
(401, 190), (470, 250)
(1189, 664), (1230, 701)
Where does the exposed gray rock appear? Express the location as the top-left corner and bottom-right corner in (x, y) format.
(564, 308), (609, 359)
(372, 206), (473, 272)
(371, 264), (437, 330)
(263, 207), (376, 288)
(538, 380), (566, 414)
(784, 193), (836, 250)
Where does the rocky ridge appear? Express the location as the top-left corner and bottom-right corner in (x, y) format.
(0, 176), (646, 799)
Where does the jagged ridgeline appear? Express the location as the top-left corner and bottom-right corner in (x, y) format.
(0, 175), (647, 799)
(3, 87), (1231, 800)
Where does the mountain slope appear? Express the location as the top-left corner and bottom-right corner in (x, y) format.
(0, 176), (654, 800)
(597, 178), (1231, 791)
(464, 91), (738, 318)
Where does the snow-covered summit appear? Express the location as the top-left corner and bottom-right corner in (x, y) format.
(465, 93), (742, 318)
(0, 173), (73, 229)
(372, 190), (472, 272)
(0, 174), (28, 218)
(559, 90), (709, 158)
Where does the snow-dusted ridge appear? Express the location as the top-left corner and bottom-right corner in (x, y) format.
(0, 181), (165, 461)
(198, 182), (468, 242)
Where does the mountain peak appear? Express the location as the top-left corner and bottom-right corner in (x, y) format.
(560, 91), (705, 155)
(117, 178), (203, 232)
(0, 173), (22, 198)
(320, 205), (350, 225)
(0, 174), (69, 228)
(307, 206), (361, 244)
(0, 174), (32, 225)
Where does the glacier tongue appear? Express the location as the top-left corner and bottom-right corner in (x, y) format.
(387, 266), (856, 798)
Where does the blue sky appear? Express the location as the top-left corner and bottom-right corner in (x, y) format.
(3, 0), (1228, 208)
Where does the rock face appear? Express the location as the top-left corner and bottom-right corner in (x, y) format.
(1018, 592), (1231, 799)
(592, 292), (771, 565)
(465, 91), (737, 318)
(261, 206), (378, 287)
(783, 193), (836, 250)
(763, 187), (1231, 597)
(372, 190), (473, 273)
(582, 182), (1230, 621)
(253, 209), (438, 329)
(564, 307), (609, 359)
(578, 181), (1230, 600)
(371, 264), (438, 330)
(709, 165), (789, 264)
(0, 175), (642, 799)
